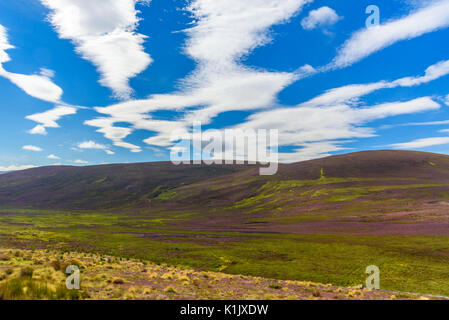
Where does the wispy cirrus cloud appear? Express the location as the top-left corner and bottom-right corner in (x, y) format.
(0, 24), (63, 103)
(0, 24), (79, 136)
(232, 56), (449, 161)
(238, 97), (440, 161)
(86, 0), (312, 150)
(304, 59), (449, 109)
(26, 106), (77, 135)
(394, 60), (449, 87)
(389, 137), (449, 149)
(85, 1), (449, 162)
(327, 0), (449, 69)
(41, 0), (152, 99)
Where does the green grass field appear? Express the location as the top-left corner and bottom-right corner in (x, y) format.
(1, 208), (448, 297)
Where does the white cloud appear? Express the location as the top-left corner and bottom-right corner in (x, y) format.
(0, 164), (37, 172)
(236, 97), (440, 161)
(41, 0), (152, 99)
(22, 145), (43, 152)
(303, 59), (449, 109)
(28, 125), (47, 135)
(78, 141), (107, 150)
(387, 119), (449, 128)
(301, 82), (393, 107)
(77, 140), (114, 154)
(74, 159), (88, 164)
(445, 94), (449, 106)
(84, 117), (141, 152)
(83, 1), (449, 162)
(389, 137), (449, 149)
(328, 0), (449, 69)
(0, 24), (63, 103)
(0, 24), (76, 136)
(0, 24), (13, 64)
(2, 72), (63, 102)
(185, 0), (309, 67)
(26, 106), (77, 135)
(47, 154), (60, 160)
(39, 68), (55, 78)
(86, 0), (311, 150)
(301, 6), (341, 30)
(394, 60), (449, 86)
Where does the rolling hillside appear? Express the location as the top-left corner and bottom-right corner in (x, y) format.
(0, 162), (253, 209)
(2, 149), (449, 236)
(1, 150), (449, 210)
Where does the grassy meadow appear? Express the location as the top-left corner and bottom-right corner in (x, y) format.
(0, 207), (448, 298)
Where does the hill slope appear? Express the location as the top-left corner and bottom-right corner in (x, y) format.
(1, 150), (449, 211)
(0, 162), (254, 209)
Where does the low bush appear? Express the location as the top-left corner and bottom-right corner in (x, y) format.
(20, 267), (34, 279)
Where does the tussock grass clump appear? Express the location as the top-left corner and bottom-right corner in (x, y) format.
(112, 278), (125, 285)
(164, 286), (176, 293)
(50, 259), (80, 273)
(178, 275), (190, 282)
(20, 267), (34, 279)
(312, 289), (321, 297)
(268, 284), (282, 290)
(0, 278), (81, 300)
(67, 259), (84, 269)
(0, 254), (10, 261)
(50, 260), (62, 271)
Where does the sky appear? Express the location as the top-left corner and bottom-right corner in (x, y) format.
(1, 0), (449, 170)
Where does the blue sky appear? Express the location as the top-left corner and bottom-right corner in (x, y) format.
(1, 0), (449, 170)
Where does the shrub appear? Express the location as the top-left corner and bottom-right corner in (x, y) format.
(112, 278), (124, 285)
(20, 267), (34, 279)
(55, 285), (81, 300)
(178, 275), (190, 282)
(268, 284), (282, 290)
(0, 254), (10, 261)
(164, 286), (176, 293)
(312, 289), (321, 297)
(50, 260), (61, 271)
(68, 259), (84, 269)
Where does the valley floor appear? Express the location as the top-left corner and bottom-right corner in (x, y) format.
(0, 248), (443, 300)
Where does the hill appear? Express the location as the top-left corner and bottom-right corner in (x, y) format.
(1, 150), (449, 210)
(0, 162), (253, 209)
